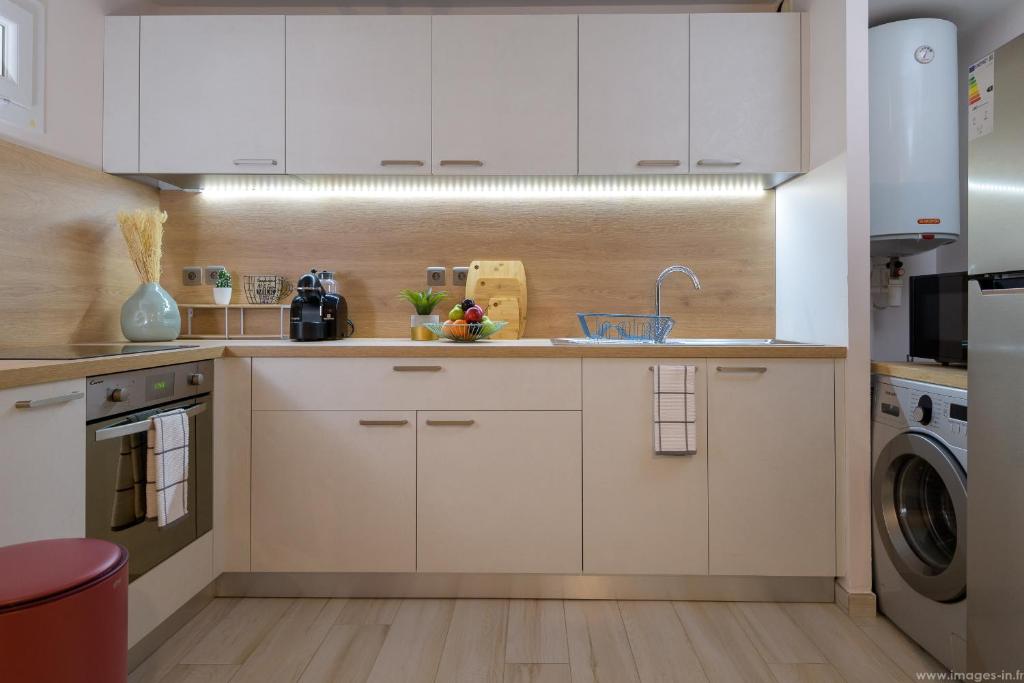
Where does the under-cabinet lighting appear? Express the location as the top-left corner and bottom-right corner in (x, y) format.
(197, 175), (767, 200)
(968, 180), (1024, 196)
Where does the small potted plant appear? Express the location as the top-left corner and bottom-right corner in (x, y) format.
(399, 287), (448, 340)
(213, 269), (233, 305)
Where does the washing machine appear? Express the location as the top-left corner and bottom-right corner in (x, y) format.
(872, 376), (967, 672)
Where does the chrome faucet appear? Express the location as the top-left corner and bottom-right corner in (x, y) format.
(655, 265), (702, 317)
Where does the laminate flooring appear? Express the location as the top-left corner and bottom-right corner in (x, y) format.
(130, 599), (946, 683)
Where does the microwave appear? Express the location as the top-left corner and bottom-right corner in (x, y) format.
(909, 271), (968, 365)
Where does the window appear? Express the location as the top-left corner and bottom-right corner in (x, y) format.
(0, 0), (43, 130)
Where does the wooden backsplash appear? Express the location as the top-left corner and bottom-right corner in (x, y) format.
(160, 191), (775, 339)
(0, 139), (159, 344)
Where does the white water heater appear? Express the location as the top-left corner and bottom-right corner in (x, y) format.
(870, 19), (960, 257)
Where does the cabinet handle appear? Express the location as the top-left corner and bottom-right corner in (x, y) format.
(426, 419), (475, 427)
(696, 159), (742, 167)
(380, 160), (425, 167)
(359, 419), (409, 427)
(716, 366), (768, 374)
(439, 160), (484, 167)
(233, 158), (278, 166)
(637, 160), (681, 167)
(393, 365), (443, 373)
(15, 391), (84, 410)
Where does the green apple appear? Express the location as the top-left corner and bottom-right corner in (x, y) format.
(481, 319), (498, 336)
(448, 304), (464, 321)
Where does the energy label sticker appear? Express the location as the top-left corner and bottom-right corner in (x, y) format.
(969, 53), (995, 141)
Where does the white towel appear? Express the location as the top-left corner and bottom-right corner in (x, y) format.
(146, 408), (190, 527)
(653, 364), (698, 455)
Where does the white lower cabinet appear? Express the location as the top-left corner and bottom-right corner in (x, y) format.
(707, 359), (836, 576)
(417, 411), (583, 573)
(583, 359), (709, 575)
(0, 379), (86, 547)
(251, 411), (416, 572)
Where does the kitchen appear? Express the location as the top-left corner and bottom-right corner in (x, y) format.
(0, 0), (1017, 680)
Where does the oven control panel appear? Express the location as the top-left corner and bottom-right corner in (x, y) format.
(873, 376), (967, 451)
(86, 360), (214, 421)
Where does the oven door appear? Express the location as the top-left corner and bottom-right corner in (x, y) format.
(86, 395), (211, 581)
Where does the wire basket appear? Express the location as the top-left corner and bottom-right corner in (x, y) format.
(577, 313), (675, 343)
(243, 275), (293, 305)
(424, 320), (508, 342)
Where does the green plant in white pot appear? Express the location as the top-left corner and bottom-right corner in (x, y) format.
(213, 270), (233, 306)
(399, 288), (448, 341)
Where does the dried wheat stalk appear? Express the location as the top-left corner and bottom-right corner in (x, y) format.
(118, 208), (167, 284)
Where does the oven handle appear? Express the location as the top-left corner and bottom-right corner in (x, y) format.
(94, 403), (207, 442)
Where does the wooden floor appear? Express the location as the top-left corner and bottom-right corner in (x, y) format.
(130, 598), (946, 683)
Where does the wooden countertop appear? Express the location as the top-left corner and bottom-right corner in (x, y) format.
(0, 339), (846, 390)
(871, 361), (967, 390)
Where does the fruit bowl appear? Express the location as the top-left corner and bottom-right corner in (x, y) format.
(424, 320), (508, 342)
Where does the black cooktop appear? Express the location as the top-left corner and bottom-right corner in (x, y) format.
(0, 345), (199, 360)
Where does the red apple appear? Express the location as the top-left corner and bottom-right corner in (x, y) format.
(464, 305), (484, 323)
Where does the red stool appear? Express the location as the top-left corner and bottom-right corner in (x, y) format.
(0, 538), (129, 683)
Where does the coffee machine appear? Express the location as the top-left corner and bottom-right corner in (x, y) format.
(289, 270), (352, 341)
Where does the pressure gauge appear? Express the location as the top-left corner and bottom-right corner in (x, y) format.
(915, 45), (935, 64)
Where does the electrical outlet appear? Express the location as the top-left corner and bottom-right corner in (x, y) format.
(426, 266), (446, 287)
(204, 265), (227, 286)
(452, 267), (469, 286)
(183, 267), (203, 287)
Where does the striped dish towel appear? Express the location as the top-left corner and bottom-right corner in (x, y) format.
(653, 364), (697, 455)
(146, 408), (190, 527)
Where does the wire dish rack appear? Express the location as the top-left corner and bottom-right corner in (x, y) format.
(243, 275), (293, 304)
(577, 313), (675, 343)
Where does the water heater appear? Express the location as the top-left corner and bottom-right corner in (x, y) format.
(870, 19), (960, 257)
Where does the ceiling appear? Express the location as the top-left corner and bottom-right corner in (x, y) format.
(869, 0), (1017, 32)
(147, 0), (778, 7)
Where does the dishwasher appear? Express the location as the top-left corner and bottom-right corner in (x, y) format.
(85, 361), (213, 581)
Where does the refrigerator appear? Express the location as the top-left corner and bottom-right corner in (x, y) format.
(967, 31), (1024, 673)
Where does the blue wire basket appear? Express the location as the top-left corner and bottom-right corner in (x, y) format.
(577, 313), (675, 343)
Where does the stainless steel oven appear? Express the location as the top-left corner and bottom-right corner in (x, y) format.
(85, 361), (213, 582)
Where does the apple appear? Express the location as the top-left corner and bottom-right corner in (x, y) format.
(448, 304), (464, 321)
(464, 305), (484, 323)
(480, 319), (498, 336)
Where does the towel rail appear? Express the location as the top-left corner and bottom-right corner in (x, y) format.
(95, 403), (206, 442)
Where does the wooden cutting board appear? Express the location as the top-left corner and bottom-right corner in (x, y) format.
(465, 260), (527, 339)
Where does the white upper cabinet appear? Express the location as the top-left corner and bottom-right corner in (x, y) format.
(139, 16), (285, 174)
(579, 14), (689, 175)
(286, 16), (431, 175)
(690, 13), (802, 174)
(431, 15), (579, 175)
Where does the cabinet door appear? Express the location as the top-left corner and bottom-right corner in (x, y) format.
(583, 360), (708, 575)
(0, 380), (86, 546)
(708, 360), (835, 576)
(286, 16), (431, 174)
(579, 14), (689, 175)
(418, 411), (582, 573)
(140, 15), (285, 174)
(251, 411), (415, 572)
(431, 15), (578, 175)
(690, 13), (802, 174)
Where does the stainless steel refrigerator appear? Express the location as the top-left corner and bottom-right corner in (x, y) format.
(967, 31), (1024, 674)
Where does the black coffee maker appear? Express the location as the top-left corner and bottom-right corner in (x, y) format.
(289, 270), (352, 341)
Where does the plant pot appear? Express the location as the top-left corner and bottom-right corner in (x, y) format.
(411, 314), (440, 341)
(121, 282), (181, 342)
(213, 287), (233, 305)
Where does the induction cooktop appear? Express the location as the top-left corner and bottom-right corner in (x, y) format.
(0, 345), (199, 360)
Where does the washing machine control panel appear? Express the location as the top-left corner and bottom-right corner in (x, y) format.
(873, 377), (967, 451)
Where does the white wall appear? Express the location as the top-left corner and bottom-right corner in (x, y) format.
(777, 154), (849, 345)
(0, 0), (155, 168)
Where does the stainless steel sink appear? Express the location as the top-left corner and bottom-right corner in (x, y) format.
(550, 337), (818, 347)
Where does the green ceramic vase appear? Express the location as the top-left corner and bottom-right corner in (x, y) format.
(120, 282), (181, 342)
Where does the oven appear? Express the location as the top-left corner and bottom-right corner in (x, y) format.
(85, 361), (213, 582)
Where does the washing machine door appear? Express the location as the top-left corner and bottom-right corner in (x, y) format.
(873, 431), (967, 602)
